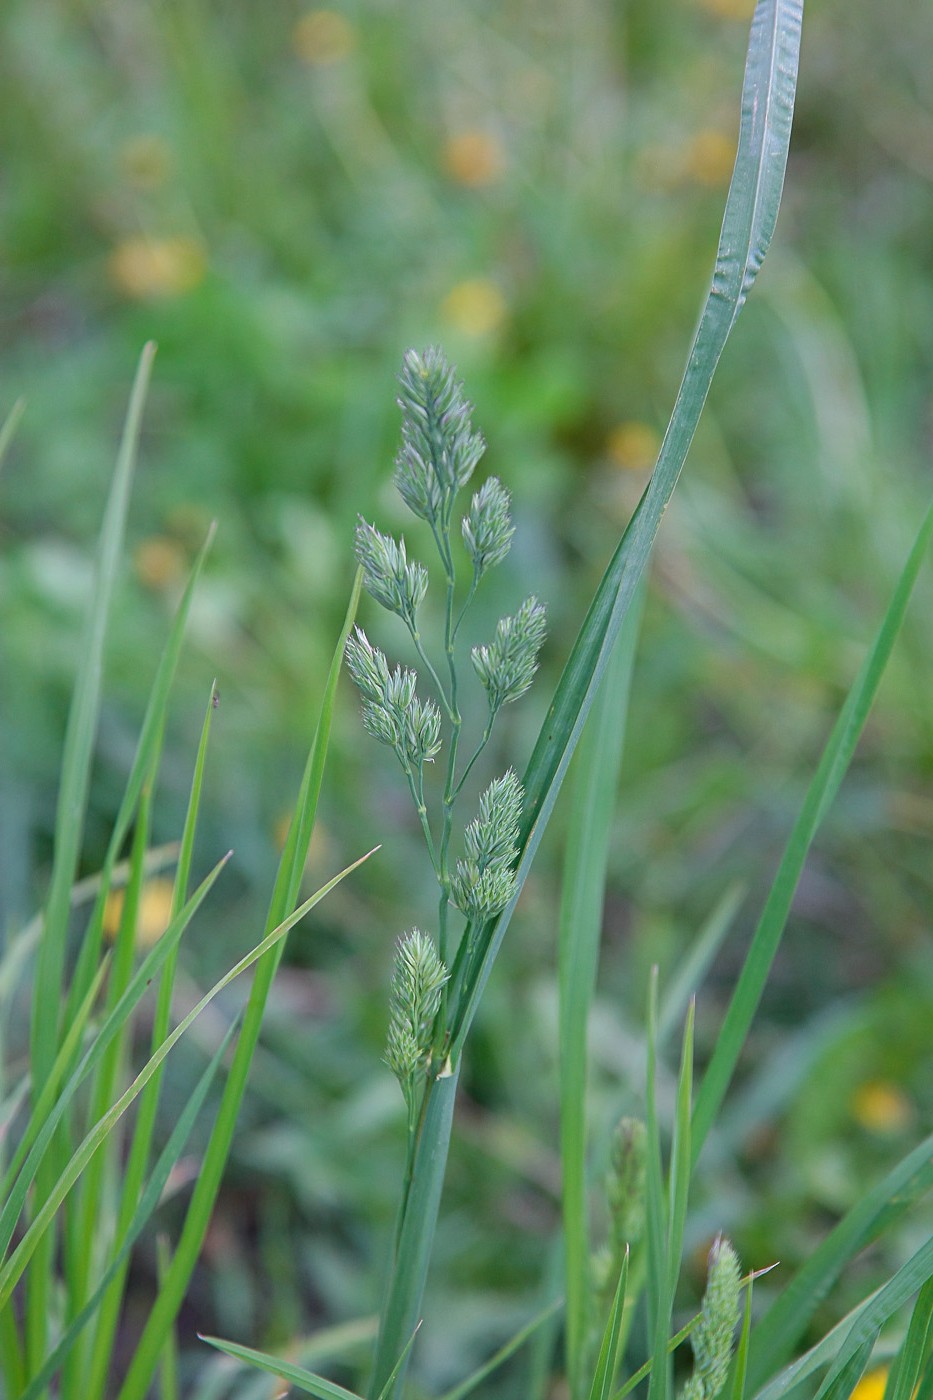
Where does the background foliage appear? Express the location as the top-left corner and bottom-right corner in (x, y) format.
(1, 0), (931, 1393)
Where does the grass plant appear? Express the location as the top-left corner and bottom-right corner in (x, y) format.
(3, 0), (933, 1397)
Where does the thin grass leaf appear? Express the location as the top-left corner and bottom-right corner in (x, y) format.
(0, 397), (25, 472)
(116, 570), (363, 1400)
(883, 1278), (933, 1400)
(0, 855), (229, 1265)
(915, 1350), (933, 1400)
(648, 1003), (695, 1400)
(590, 1249), (630, 1400)
(200, 1337), (364, 1400)
(0, 847), (375, 1309)
(375, 1324), (422, 1400)
(448, 0), (804, 1063)
(30, 341), (157, 1086)
(87, 680), (219, 1400)
(436, 1300), (564, 1400)
(657, 884), (745, 1049)
(368, 1065), (459, 1399)
(0, 955), (110, 1203)
(24, 341), (156, 1372)
(692, 500), (933, 1161)
(645, 969), (665, 1355)
(748, 1129), (933, 1388)
(730, 1276), (755, 1400)
(818, 1338), (877, 1400)
(813, 1237), (933, 1400)
(611, 1313), (702, 1400)
(561, 598), (643, 1397)
(65, 523), (216, 1026)
(18, 1023), (237, 1400)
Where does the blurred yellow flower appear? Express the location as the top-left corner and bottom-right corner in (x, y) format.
(104, 878), (175, 949)
(851, 1080), (913, 1135)
(443, 130), (506, 188)
(119, 134), (173, 190)
(685, 128), (736, 188)
(607, 421), (660, 473)
(695, 0), (755, 18)
(134, 536), (187, 592)
(441, 278), (507, 338)
(849, 1370), (889, 1400)
(293, 10), (356, 65)
(109, 237), (206, 300)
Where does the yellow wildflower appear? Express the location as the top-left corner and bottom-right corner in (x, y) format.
(134, 536), (187, 592)
(685, 128), (736, 188)
(293, 10), (356, 66)
(443, 130), (506, 188)
(441, 278), (507, 338)
(851, 1080), (913, 1135)
(607, 421), (660, 473)
(695, 0), (755, 18)
(109, 237), (206, 300)
(850, 1370), (889, 1400)
(104, 878), (175, 949)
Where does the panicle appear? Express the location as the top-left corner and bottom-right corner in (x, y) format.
(681, 1237), (742, 1400)
(451, 770), (524, 922)
(385, 929), (449, 1105)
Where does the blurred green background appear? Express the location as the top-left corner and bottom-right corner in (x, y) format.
(1, 0), (932, 1393)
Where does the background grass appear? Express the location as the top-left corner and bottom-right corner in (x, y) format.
(1, 0), (932, 1394)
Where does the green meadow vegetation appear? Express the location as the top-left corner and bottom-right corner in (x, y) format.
(1, 0), (932, 1397)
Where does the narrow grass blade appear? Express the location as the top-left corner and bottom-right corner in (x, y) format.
(731, 1276), (755, 1400)
(65, 522), (216, 1023)
(115, 571), (363, 1400)
(0, 855), (230, 1263)
(0, 847), (375, 1309)
(748, 1129), (933, 1388)
(0, 397), (25, 471)
(817, 1338), (876, 1400)
(813, 1237), (933, 1400)
(368, 1065), (459, 1400)
(18, 1023), (237, 1400)
(449, 0), (804, 1066)
(436, 1300), (564, 1400)
(644, 970), (665, 1353)
(648, 1003), (695, 1400)
(589, 1249), (630, 1400)
(0, 955), (109, 1201)
(30, 341), (157, 1087)
(657, 883), (745, 1048)
(561, 596), (642, 1397)
(86, 681), (219, 1400)
(374, 1325), (421, 1400)
(610, 1312), (702, 1400)
(692, 500), (933, 1161)
(200, 1337), (364, 1400)
(884, 1277), (933, 1400)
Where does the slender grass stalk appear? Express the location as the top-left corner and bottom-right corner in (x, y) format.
(115, 570), (364, 1400)
(560, 589), (644, 1397)
(85, 680), (219, 1400)
(25, 341), (156, 1382)
(370, 8), (804, 1389)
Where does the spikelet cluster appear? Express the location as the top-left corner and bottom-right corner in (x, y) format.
(681, 1237), (742, 1400)
(385, 930), (449, 1111)
(394, 347), (486, 522)
(345, 628), (441, 767)
(451, 770), (523, 922)
(472, 596), (547, 714)
(592, 1116), (647, 1303)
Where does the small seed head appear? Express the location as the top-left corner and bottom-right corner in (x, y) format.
(471, 596), (547, 712)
